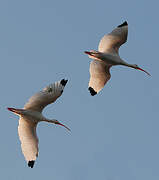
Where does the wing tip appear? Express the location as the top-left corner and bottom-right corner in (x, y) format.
(88, 87), (97, 96)
(117, 21), (128, 28)
(28, 160), (35, 168)
(60, 79), (68, 86)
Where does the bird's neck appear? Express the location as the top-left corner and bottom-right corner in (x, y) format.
(120, 60), (135, 68)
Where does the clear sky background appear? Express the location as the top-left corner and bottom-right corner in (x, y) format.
(1, 0), (159, 179)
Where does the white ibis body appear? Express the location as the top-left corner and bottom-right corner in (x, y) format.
(8, 79), (70, 168)
(85, 21), (150, 96)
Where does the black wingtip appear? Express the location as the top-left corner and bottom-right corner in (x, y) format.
(117, 21), (128, 28)
(60, 79), (68, 86)
(28, 161), (35, 168)
(88, 87), (97, 96)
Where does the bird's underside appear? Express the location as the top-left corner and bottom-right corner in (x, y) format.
(86, 21), (128, 95)
(86, 21), (150, 96)
(8, 79), (68, 168)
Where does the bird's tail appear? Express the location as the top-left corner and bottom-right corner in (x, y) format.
(7, 107), (25, 116)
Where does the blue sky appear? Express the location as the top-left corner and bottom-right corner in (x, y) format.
(1, 0), (159, 179)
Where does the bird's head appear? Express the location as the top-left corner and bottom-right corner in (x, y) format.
(131, 64), (151, 76)
(84, 50), (103, 61)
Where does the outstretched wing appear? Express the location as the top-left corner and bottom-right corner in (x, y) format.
(18, 117), (38, 168)
(98, 21), (128, 54)
(24, 79), (68, 112)
(88, 60), (111, 95)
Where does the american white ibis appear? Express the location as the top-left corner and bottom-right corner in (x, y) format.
(85, 21), (150, 96)
(7, 79), (70, 168)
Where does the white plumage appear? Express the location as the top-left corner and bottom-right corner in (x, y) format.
(89, 60), (111, 94)
(8, 79), (70, 168)
(85, 21), (150, 96)
(98, 22), (128, 54)
(18, 117), (39, 164)
(24, 80), (66, 112)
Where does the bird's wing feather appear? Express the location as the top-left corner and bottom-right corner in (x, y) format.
(98, 21), (128, 54)
(18, 117), (38, 164)
(89, 60), (111, 95)
(24, 79), (68, 112)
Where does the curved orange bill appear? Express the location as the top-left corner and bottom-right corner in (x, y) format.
(136, 67), (151, 76)
(56, 122), (71, 131)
